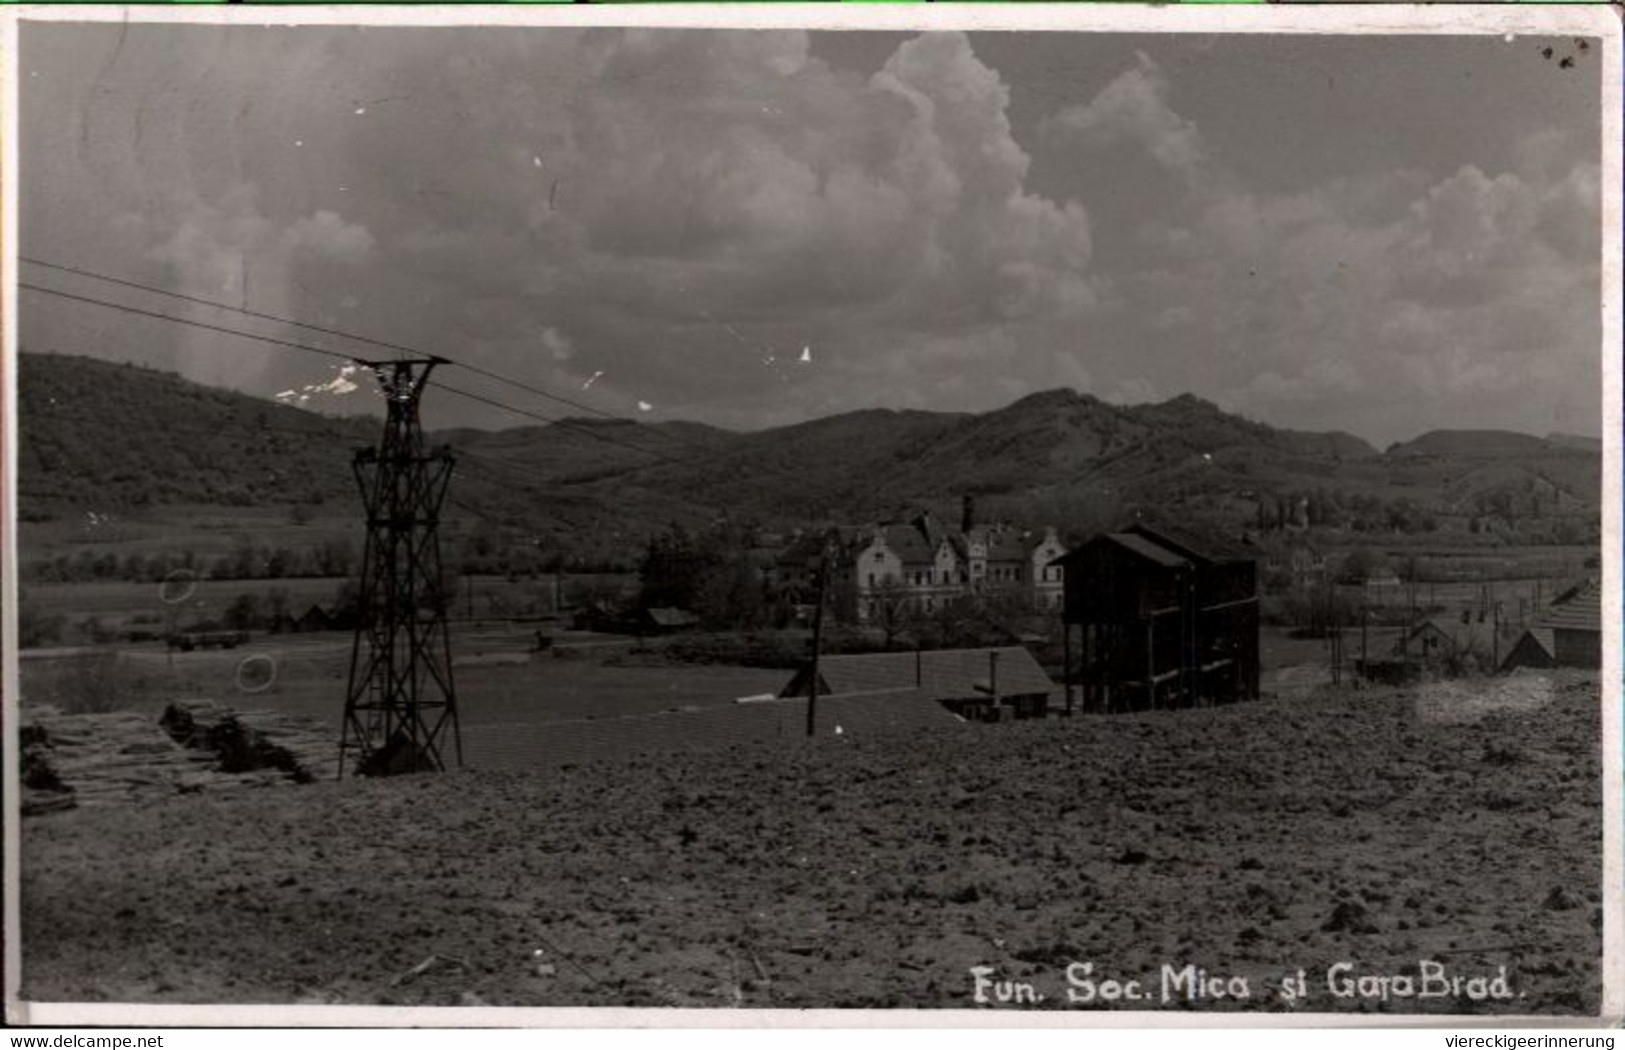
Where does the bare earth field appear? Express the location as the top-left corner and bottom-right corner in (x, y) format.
(20, 673), (1601, 1015)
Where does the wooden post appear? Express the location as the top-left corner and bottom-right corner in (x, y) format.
(1361, 606), (1368, 681)
(807, 545), (831, 738)
(1062, 622), (1073, 717)
(1332, 599), (1342, 686)
(1146, 616), (1155, 710)
(989, 650), (1000, 706)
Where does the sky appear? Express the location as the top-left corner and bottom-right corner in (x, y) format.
(18, 22), (1605, 447)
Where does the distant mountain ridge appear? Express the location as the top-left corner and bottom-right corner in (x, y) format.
(16, 352), (1600, 554)
(1385, 429), (1556, 458)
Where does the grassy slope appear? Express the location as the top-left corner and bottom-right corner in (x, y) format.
(20, 675), (1602, 1013)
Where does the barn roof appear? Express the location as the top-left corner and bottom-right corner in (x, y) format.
(1538, 579), (1601, 633)
(1127, 521), (1253, 564)
(1507, 627), (1556, 661)
(781, 646), (1054, 701)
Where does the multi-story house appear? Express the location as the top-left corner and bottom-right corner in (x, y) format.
(839, 503), (1067, 622)
(770, 498), (1069, 623)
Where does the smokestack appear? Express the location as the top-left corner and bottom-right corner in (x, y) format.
(962, 494), (976, 534)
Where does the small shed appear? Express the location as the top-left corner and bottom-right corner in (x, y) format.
(779, 646), (1055, 721)
(641, 607), (701, 634)
(1499, 628), (1557, 673)
(294, 604), (333, 633)
(1538, 580), (1601, 668)
(1396, 615), (1517, 669)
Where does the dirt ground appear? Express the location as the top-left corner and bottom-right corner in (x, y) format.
(20, 673), (1603, 1015)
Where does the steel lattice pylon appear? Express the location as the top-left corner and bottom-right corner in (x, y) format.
(339, 357), (462, 777)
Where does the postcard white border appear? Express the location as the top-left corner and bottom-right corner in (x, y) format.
(1, 1), (1620, 1030)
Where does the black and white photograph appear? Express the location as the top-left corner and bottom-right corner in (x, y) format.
(4, 4), (1620, 1024)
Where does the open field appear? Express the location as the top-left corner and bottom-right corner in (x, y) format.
(24, 577), (346, 624)
(19, 635), (790, 734)
(22, 620), (1366, 727)
(19, 505), (359, 563)
(19, 672), (1602, 1013)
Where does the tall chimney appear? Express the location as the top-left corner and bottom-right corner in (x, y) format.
(961, 494), (976, 534)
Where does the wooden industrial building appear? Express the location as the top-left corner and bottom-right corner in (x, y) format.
(1054, 522), (1260, 712)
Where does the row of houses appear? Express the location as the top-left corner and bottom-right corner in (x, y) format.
(773, 497), (1068, 622)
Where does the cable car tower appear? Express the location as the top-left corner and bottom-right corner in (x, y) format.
(339, 357), (463, 776)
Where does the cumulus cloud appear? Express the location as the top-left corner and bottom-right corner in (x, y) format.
(1156, 159), (1600, 436)
(141, 187), (377, 388)
(1042, 51), (1206, 179)
(19, 26), (1603, 442)
(1025, 48), (1601, 441)
(340, 29), (1102, 419)
(283, 210), (375, 264)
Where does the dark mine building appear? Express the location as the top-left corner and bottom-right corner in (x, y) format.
(1054, 522), (1260, 712)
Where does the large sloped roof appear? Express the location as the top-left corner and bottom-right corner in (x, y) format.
(1106, 531), (1191, 569)
(1539, 579), (1601, 633)
(1054, 530), (1189, 570)
(880, 523), (936, 563)
(1127, 521), (1254, 564)
(846, 513), (1053, 568)
(782, 645), (1055, 700)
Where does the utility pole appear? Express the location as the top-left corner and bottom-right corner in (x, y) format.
(806, 536), (836, 738)
(1331, 596), (1342, 686)
(1360, 605), (1368, 684)
(339, 357), (462, 777)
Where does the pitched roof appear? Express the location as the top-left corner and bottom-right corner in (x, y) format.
(1538, 579), (1601, 633)
(1106, 531), (1192, 569)
(645, 607), (700, 628)
(1126, 521), (1253, 564)
(884, 523), (936, 562)
(912, 512), (949, 551)
(782, 645), (1054, 701)
(1401, 616), (1514, 654)
(1505, 627), (1556, 663)
(985, 529), (1029, 562)
(1024, 528), (1064, 555)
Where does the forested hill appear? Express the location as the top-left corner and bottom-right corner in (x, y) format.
(18, 353), (1600, 552)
